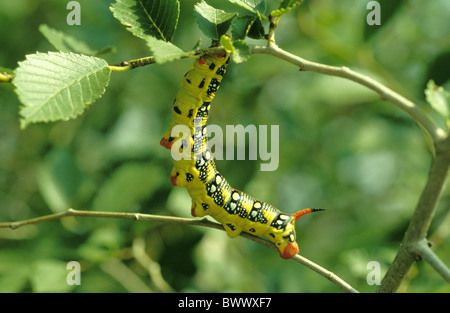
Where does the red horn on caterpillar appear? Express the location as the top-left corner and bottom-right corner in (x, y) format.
(292, 208), (325, 222)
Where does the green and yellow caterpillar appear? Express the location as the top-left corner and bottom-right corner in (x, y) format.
(160, 50), (322, 259)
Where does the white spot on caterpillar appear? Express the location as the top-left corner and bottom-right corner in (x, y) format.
(232, 192), (240, 201)
(253, 202), (261, 209)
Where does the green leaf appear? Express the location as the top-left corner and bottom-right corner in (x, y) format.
(221, 36), (250, 64)
(39, 24), (113, 56)
(231, 15), (255, 40)
(227, 0), (266, 14)
(270, 0), (302, 17)
(14, 52), (111, 129)
(220, 35), (235, 53)
(92, 163), (164, 212)
(110, 0), (180, 41)
(425, 80), (450, 122)
(247, 11), (265, 39)
(194, 0), (237, 40)
(146, 37), (190, 64)
(233, 40), (251, 63)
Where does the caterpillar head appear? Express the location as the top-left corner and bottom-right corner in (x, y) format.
(275, 208), (324, 259)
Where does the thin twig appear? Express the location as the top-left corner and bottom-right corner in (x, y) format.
(108, 47), (227, 72)
(109, 56), (156, 71)
(0, 208), (358, 293)
(291, 255), (359, 293)
(132, 237), (175, 293)
(409, 239), (450, 283)
(100, 258), (154, 293)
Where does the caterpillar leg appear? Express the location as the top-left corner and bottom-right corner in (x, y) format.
(222, 221), (243, 238)
(191, 199), (209, 218)
(169, 167), (180, 186)
(160, 128), (180, 150)
(279, 241), (299, 259)
(191, 201), (197, 217)
(169, 167), (195, 188)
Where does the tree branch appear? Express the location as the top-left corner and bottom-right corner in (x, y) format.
(0, 208), (358, 293)
(377, 135), (450, 292)
(108, 43), (445, 144)
(409, 239), (450, 283)
(250, 44), (446, 143)
(248, 43), (449, 291)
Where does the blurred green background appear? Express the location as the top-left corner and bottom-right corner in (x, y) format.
(0, 0), (449, 293)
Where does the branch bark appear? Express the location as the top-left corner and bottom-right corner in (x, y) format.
(0, 208), (358, 293)
(376, 136), (450, 292)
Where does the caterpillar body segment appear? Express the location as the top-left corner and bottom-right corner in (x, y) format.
(161, 49), (322, 259)
(160, 54), (229, 149)
(186, 165), (308, 259)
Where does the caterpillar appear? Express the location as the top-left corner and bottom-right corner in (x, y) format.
(160, 48), (323, 259)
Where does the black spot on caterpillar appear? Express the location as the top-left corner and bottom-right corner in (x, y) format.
(173, 106), (182, 115)
(160, 50), (323, 259)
